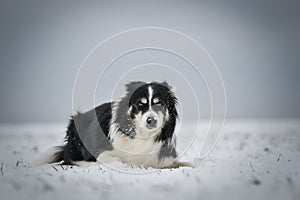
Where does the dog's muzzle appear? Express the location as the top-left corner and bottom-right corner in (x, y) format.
(146, 115), (157, 129)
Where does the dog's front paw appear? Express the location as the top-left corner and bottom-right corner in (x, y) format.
(165, 161), (195, 168)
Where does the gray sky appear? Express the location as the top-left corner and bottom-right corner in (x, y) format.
(0, 0), (299, 122)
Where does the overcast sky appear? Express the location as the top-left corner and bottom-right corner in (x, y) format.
(0, 0), (299, 122)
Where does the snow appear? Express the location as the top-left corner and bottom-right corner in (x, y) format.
(0, 119), (299, 200)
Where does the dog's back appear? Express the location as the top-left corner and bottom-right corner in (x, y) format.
(37, 102), (113, 164)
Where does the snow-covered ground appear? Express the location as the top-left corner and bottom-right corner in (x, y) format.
(0, 119), (299, 200)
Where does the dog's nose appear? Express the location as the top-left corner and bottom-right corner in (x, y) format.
(146, 116), (157, 128)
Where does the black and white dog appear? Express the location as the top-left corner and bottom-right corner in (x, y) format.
(39, 81), (192, 168)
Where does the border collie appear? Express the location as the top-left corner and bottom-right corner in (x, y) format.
(39, 81), (193, 168)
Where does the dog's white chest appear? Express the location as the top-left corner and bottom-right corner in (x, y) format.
(114, 132), (163, 166)
(104, 131), (165, 167)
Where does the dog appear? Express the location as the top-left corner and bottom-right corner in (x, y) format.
(38, 81), (193, 168)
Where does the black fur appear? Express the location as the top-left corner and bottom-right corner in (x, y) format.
(52, 103), (113, 164)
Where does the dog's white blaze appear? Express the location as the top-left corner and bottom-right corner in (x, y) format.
(148, 86), (153, 109)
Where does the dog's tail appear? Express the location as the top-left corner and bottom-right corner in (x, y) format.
(35, 146), (64, 164)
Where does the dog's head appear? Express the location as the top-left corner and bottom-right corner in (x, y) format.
(114, 81), (178, 138)
(128, 82), (177, 132)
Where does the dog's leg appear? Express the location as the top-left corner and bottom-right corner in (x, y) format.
(74, 151), (122, 167)
(96, 150), (122, 163)
(165, 160), (195, 168)
(74, 161), (100, 167)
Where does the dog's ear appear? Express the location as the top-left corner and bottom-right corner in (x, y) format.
(160, 81), (176, 94)
(155, 83), (178, 142)
(125, 81), (146, 93)
(160, 81), (171, 89)
(159, 82), (178, 119)
(167, 91), (178, 118)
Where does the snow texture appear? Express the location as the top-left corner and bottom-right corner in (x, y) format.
(0, 119), (299, 200)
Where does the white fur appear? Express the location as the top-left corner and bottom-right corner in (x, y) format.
(138, 110), (163, 135)
(74, 161), (98, 167)
(148, 86), (153, 109)
(99, 131), (174, 168)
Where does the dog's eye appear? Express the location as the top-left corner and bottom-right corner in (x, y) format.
(137, 98), (147, 107)
(153, 98), (162, 105)
(137, 102), (144, 107)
